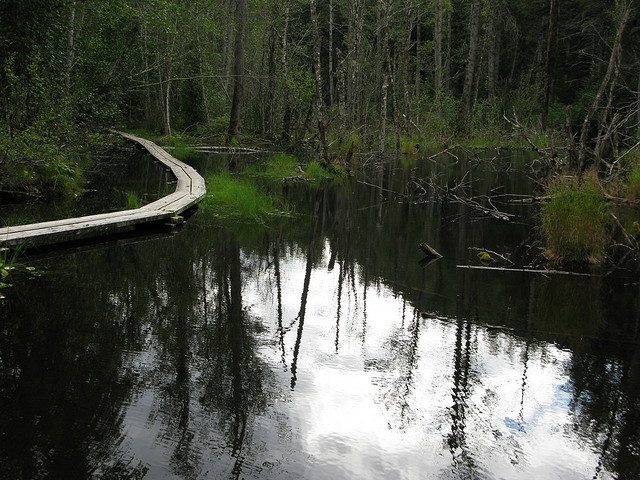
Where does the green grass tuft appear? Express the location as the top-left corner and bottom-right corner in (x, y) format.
(304, 161), (336, 182)
(202, 174), (292, 222)
(171, 145), (200, 163)
(264, 153), (300, 180)
(126, 191), (142, 209)
(541, 172), (609, 264)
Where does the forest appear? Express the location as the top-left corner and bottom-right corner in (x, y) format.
(2, 0), (639, 165)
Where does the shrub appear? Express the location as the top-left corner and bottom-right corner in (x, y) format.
(541, 173), (609, 264)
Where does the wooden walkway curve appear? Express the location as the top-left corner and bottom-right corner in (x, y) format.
(0, 132), (206, 248)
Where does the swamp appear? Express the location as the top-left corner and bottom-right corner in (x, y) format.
(1, 0), (640, 479)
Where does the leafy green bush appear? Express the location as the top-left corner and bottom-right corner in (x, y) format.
(541, 173), (609, 264)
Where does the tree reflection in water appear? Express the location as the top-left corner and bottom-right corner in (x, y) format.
(0, 150), (639, 478)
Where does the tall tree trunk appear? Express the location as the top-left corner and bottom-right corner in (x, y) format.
(445, 8), (452, 93)
(462, 0), (482, 116)
(578, 4), (631, 170)
(310, 0), (329, 164)
(281, 5), (292, 144)
(379, 0), (389, 153)
(164, 75), (172, 135)
(329, 0), (335, 107)
(414, 13), (421, 103)
(434, 0), (443, 98)
(487, 3), (499, 98)
(228, 0), (247, 142)
(265, 25), (277, 135)
(542, 0), (559, 129)
(637, 68), (640, 139)
(401, 0), (414, 127)
(65, 0), (77, 100)
(509, 30), (519, 87)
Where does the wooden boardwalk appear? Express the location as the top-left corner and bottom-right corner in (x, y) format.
(0, 132), (206, 248)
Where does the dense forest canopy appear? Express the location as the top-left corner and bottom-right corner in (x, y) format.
(1, 0), (639, 183)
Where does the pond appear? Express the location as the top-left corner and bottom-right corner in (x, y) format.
(0, 148), (639, 479)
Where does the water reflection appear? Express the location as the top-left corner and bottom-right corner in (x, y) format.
(0, 151), (639, 479)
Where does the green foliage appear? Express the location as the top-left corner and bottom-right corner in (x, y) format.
(171, 145), (200, 163)
(264, 153), (300, 180)
(126, 191), (142, 209)
(329, 132), (365, 160)
(210, 115), (231, 134)
(202, 174), (292, 222)
(399, 136), (420, 155)
(0, 118), (87, 197)
(624, 150), (640, 201)
(305, 161), (332, 181)
(541, 173), (609, 264)
(155, 133), (198, 148)
(0, 246), (34, 298)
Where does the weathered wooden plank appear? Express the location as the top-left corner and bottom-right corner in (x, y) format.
(0, 132), (207, 248)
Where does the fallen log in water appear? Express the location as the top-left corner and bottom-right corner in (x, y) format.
(456, 265), (601, 277)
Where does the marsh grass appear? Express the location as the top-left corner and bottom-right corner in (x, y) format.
(541, 173), (609, 264)
(264, 153), (300, 180)
(0, 246), (33, 298)
(304, 161), (341, 182)
(202, 174), (292, 223)
(253, 154), (344, 185)
(171, 145), (200, 163)
(126, 191), (142, 209)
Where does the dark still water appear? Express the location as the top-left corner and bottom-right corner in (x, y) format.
(1, 151), (639, 479)
(0, 144), (171, 227)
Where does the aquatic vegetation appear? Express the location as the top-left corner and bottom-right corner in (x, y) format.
(264, 153), (300, 180)
(0, 246), (35, 298)
(202, 174), (292, 222)
(304, 161), (337, 181)
(541, 173), (609, 264)
(170, 145), (200, 163)
(126, 191), (142, 209)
